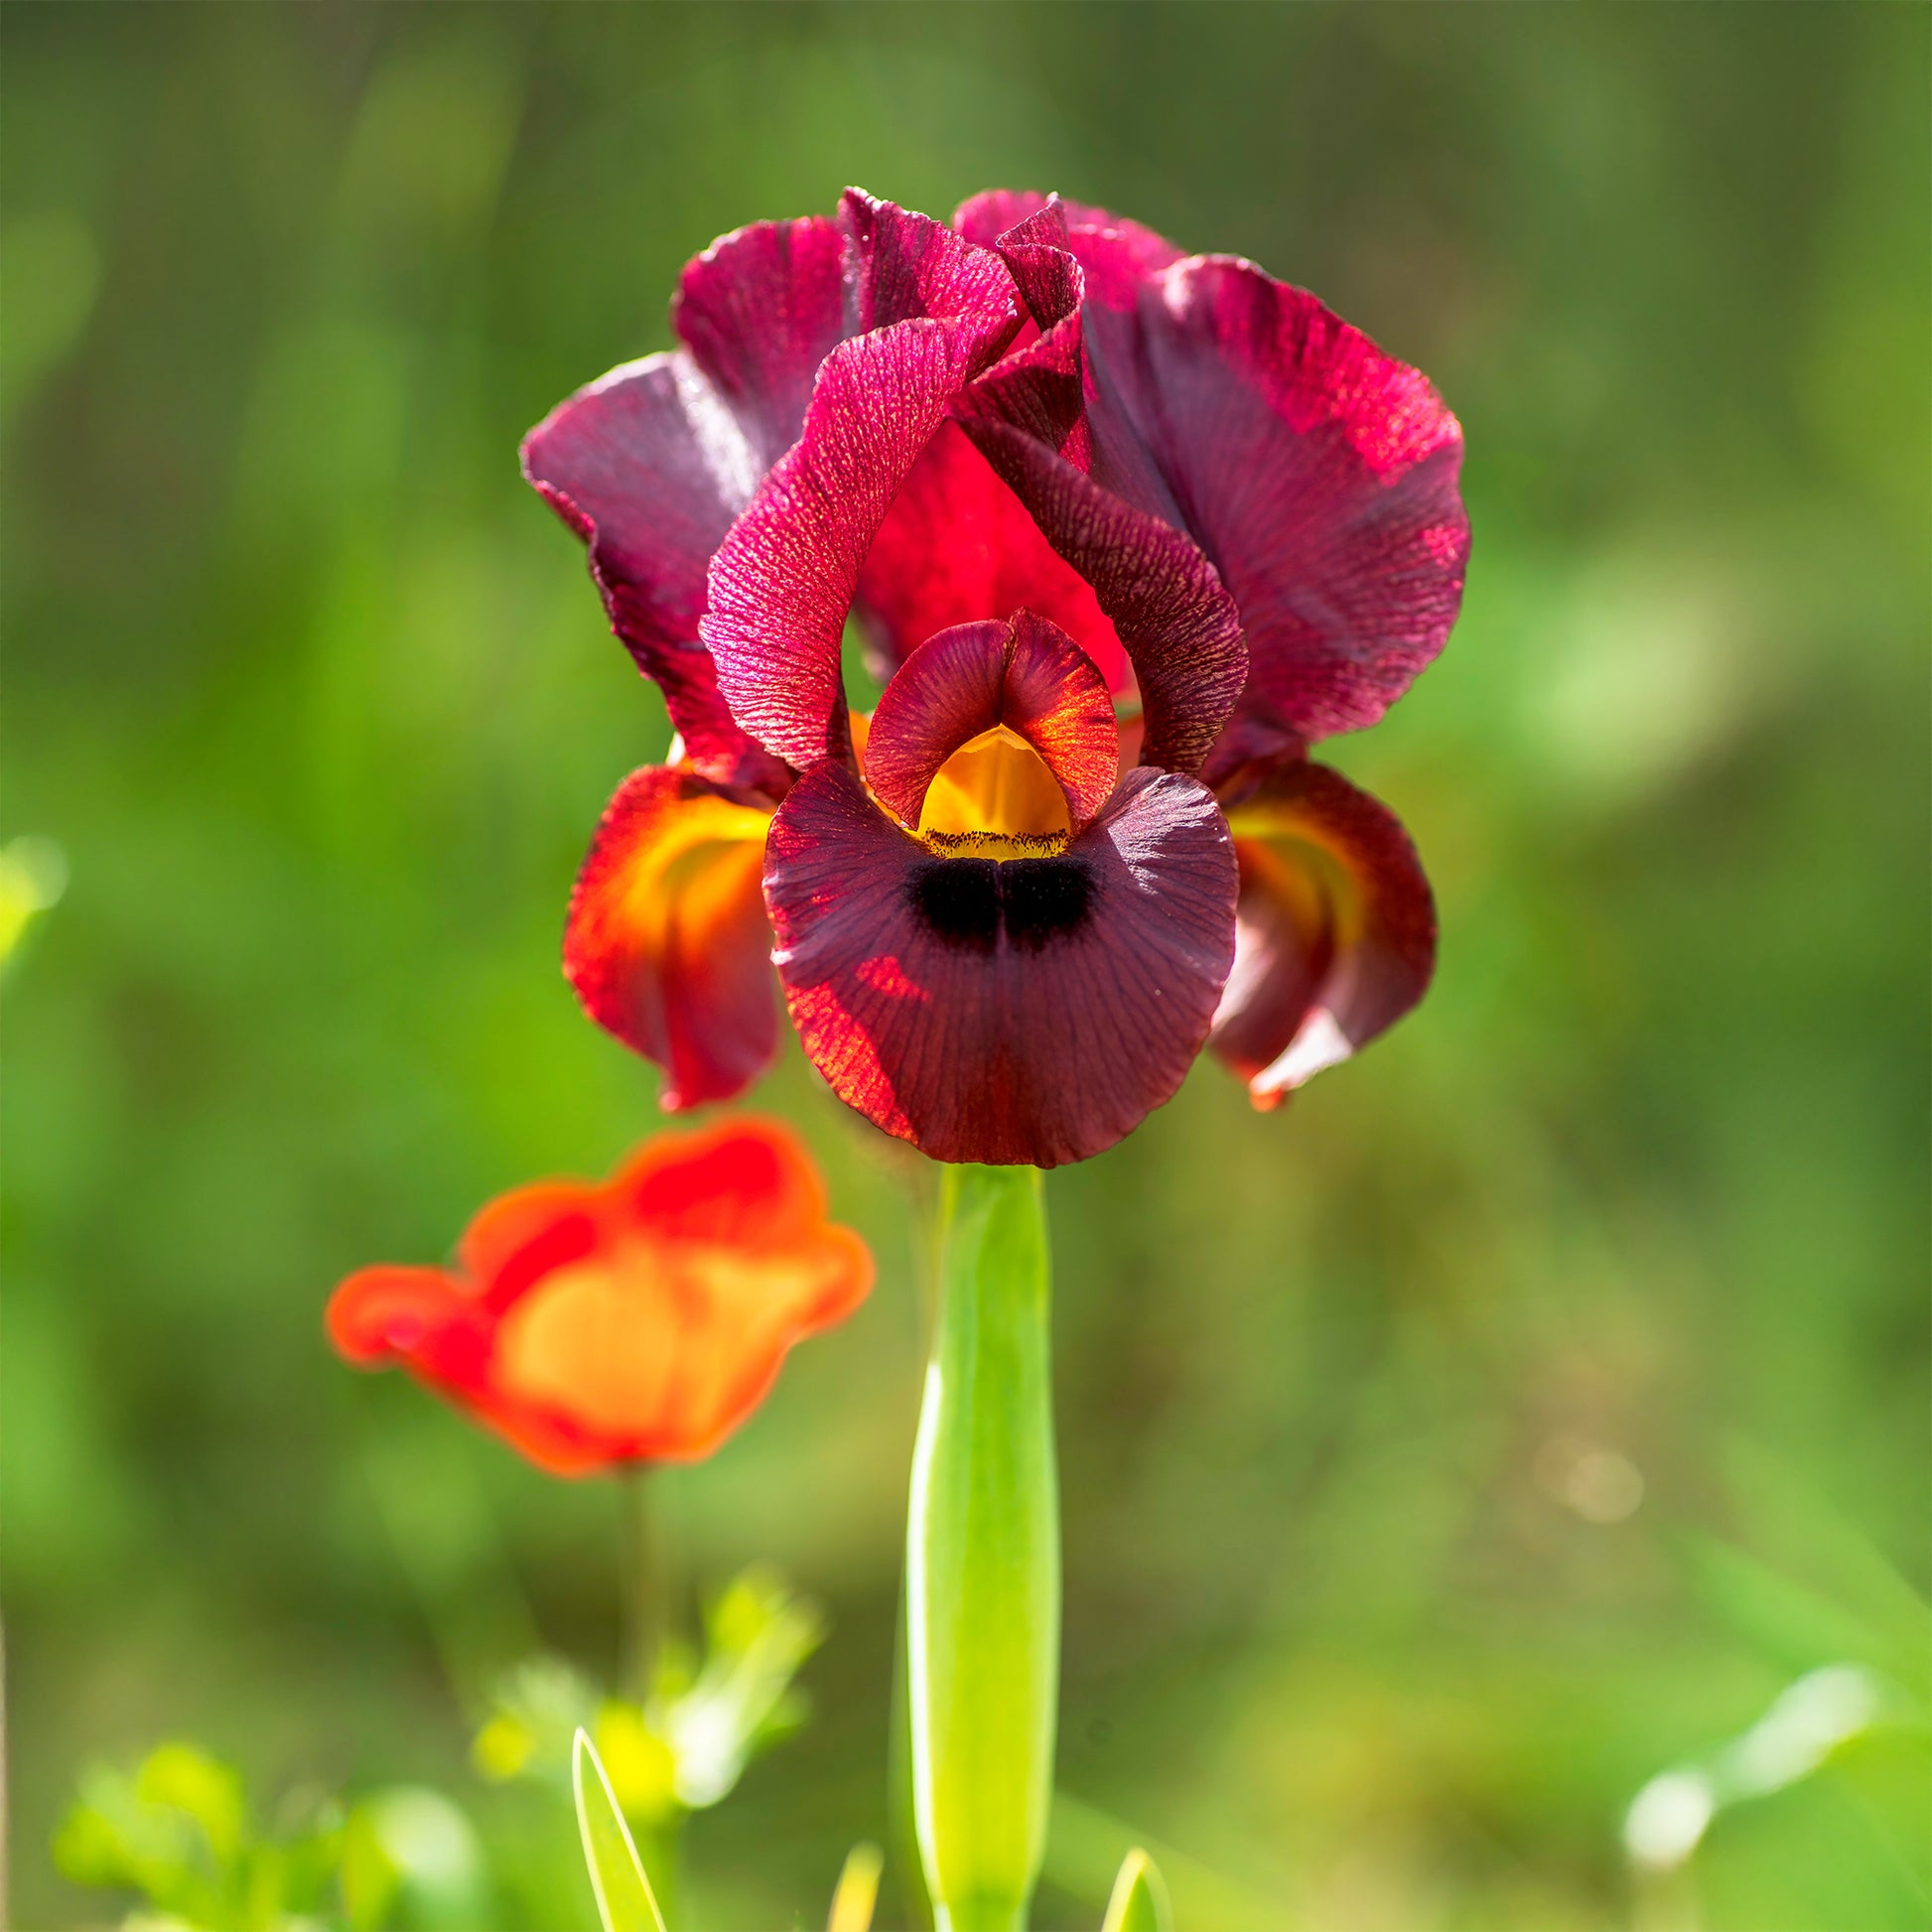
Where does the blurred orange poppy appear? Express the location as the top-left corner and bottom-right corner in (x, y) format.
(327, 1118), (873, 1474)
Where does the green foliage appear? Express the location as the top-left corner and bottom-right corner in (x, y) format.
(54, 1743), (337, 1931)
(6, 6), (1927, 1928)
(0, 832), (66, 966)
(1624, 1449), (1932, 1916)
(827, 1843), (885, 1932)
(572, 1732), (667, 1932)
(338, 1789), (487, 1932)
(55, 1743), (486, 1932)
(474, 1566), (823, 1825)
(1099, 1851), (1172, 1932)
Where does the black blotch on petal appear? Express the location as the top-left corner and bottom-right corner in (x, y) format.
(1002, 858), (1092, 949)
(908, 857), (1094, 953)
(911, 859), (1000, 951)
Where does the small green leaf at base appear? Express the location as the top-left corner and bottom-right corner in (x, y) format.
(827, 1841), (884, 1932)
(1102, 1848), (1173, 1932)
(573, 1728), (668, 1932)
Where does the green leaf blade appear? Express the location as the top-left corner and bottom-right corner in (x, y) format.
(573, 1728), (668, 1932)
(1102, 1849), (1173, 1932)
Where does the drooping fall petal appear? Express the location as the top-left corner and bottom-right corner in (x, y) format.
(764, 761), (1237, 1167)
(564, 766), (780, 1112)
(1209, 759), (1436, 1108)
(703, 194), (1024, 771)
(326, 1119), (874, 1474)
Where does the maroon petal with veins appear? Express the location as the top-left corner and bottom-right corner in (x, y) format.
(954, 191), (1185, 305)
(703, 194), (1024, 774)
(522, 217), (844, 792)
(950, 203), (1248, 775)
(1120, 257), (1467, 743)
(673, 215), (848, 474)
(1209, 758), (1435, 1108)
(955, 411), (1247, 774)
(863, 612), (1119, 829)
(856, 421), (1131, 693)
(957, 201), (1465, 756)
(764, 761), (1237, 1167)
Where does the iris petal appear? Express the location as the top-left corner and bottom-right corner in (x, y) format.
(953, 191), (1185, 303)
(704, 194), (1025, 772)
(863, 612), (1119, 832)
(1209, 759), (1436, 1108)
(857, 421), (1132, 694)
(764, 760), (1238, 1167)
(1126, 257), (1468, 749)
(564, 766), (779, 1112)
(674, 215), (851, 474)
(951, 202), (1248, 776)
(954, 199), (1465, 767)
(521, 216), (844, 792)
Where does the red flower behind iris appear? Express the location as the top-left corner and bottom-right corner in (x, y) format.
(525, 191), (1465, 1167)
(328, 1119), (872, 1474)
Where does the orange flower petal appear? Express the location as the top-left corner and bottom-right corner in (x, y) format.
(565, 766), (780, 1111)
(326, 1263), (507, 1426)
(612, 1115), (828, 1248)
(458, 1181), (603, 1311)
(327, 1120), (873, 1474)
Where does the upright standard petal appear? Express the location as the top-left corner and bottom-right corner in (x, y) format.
(564, 766), (780, 1112)
(955, 202), (1464, 761)
(703, 194), (1024, 771)
(953, 191), (1185, 306)
(856, 421), (1132, 694)
(673, 215), (849, 474)
(764, 762), (1238, 1167)
(1209, 759), (1436, 1108)
(1114, 257), (1468, 744)
(951, 203), (1248, 775)
(522, 217), (844, 790)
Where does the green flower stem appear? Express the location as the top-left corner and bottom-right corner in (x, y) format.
(619, 1466), (669, 1702)
(907, 1164), (1059, 1932)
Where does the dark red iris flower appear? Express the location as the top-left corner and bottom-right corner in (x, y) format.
(524, 191), (1465, 1166)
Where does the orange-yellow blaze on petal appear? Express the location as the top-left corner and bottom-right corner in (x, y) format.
(491, 1235), (869, 1458)
(917, 725), (1071, 858)
(496, 1255), (680, 1440)
(1223, 815), (1360, 944)
(1209, 761), (1437, 1107)
(611, 797), (771, 953)
(566, 770), (780, 1111)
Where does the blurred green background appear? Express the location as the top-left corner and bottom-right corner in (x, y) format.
(5, 5), (1927, 1928)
